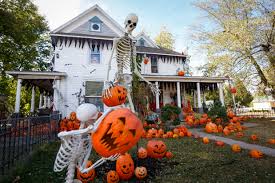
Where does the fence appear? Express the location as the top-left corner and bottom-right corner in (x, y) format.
(236, 108), (275, 118)
(0, 113), (61, 175)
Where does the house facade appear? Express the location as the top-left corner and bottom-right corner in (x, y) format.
(8, 5), (228, 117)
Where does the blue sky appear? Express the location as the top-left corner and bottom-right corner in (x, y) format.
(34, 0), (208, 75)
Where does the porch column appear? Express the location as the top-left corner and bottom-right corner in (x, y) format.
(155, 81), (160, 112)
(44, 95), (47, 108)
(14, 78), (22, 113)
(47, 96), (51, 108)
(193, 91), (196, 108)
(197, 82), (203, 113)
(183, 84), (186, 106)
(39, 93), (43, 108)
(53, 80), (60, 111)
(218, 83), (225, 106)
(30, 86), (35, 113)
(176, 82), (181, 108)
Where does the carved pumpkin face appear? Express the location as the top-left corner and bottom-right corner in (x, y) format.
(231, 144), (241, 152)
(137, 147), (147, 159)
(70, 112), (77, 121)
(107, 170), (119, 183)
(92, 108), (143, 157)
(76, 161), (96, 183)
(249, 149), (263, 159)
(116, 153), (134, 180)
(102, 85), (127, 107)
(135, 166), (147, 180)
(147, 140), (167, 158)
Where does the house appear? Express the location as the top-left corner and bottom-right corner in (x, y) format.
(7, 5), (228, 117)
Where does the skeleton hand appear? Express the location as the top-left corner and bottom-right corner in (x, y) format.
(148, 83), (161, 96)
(102, 81), (114, 99)
(105, 153), (120, 161)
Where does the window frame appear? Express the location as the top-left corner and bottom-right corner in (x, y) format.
(151, 57), (158, 73)
(90, 46), (101, 64)
(90, 22), (101, 32)
(85, 81), (104, 111)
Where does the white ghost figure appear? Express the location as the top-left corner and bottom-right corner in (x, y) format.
(76, 103), (99, 124)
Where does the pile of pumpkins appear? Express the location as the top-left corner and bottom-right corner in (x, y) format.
(59, 112), (80, 131)
(75, 140), (173, 183)
(142, 125), (192, 139)
(185, 113), (211, 127)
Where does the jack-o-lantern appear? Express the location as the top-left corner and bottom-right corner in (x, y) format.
(165, 151), (173, 159)
(166, 131), (173, 138)
(202, 137), (210, 144)
(158, 129), (164, 136)
(76, 161), (96, 183)
(249, 149), (263, 159)
(137, 147), (148, 159)
(107, 170), (119, 183)
(223, 127), (230, 136)
(178, 71), (185, 76)
(67, 121), (74, 131)
(199, 118), (207, 125)
(267, 139), (275, 144)
(173, 128), (180, 135)
(135, 166), (147, 180)
(92, 108), (143, 157)
(143, 57), (149, 64)
(70, 112), (77, 121)
(217, 125), (223, 133)
(231, 144), (241, 152)
(179, 132), (185, 137)
(102, 85), (127, 107)
(250, 134), (258, 141)
(147, 140), (167, 158)
(116, 153), (134, 180)
(236, 132), (244, 138)
(230, 87), (237, 94)
(215, 141), (225, 147)
(227, 111), (235, 118)
(162, 134), (168, 138)
(205, 122), (218, 133)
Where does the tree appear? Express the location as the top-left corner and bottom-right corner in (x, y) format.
(155, 26), (175, 50)
(193, 0), (275, 98)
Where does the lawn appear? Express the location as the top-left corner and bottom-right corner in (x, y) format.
(1, 137), (275, 183)
(215, 118), (275, 148)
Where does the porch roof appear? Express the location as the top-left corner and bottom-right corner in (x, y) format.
(143, 75), (228, 83)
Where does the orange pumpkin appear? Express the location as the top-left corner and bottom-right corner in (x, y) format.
(162, 134), (168, 138)
(250, 134), (258, 141)
(70, 112), (77, 121)
(179, 132), (185, 137)
(173, 128), (180, 135)
(92, 108), (143, 157)
(267, 139), (275, 144)
(215, 118), (222, 124)
(232, 117), (239, 123)
(178, 70), (185, 76)
(235, 132), (244, 138)
(143, 57), (149, 64)
(137, 147), (147, 159)
(249, 149), (263, 159)
(223, 127), (230, 136)
(205, 122), (218, 133)
(227, 111), (235, 118)
(215, 141), (225, 147)
(158, 129), (164, 136)
(135, 166), (147, 180)
(230, 87), (237, 94)
(201, 113), (208, 118)
(202, 137), (210, 144)
(150, 128), (158, 138)
(186, 131), (192, 137)
(173, 134), (179, 138)
(102, 85), (127, 107)
(60, 118), (67, 128)
(107, 170), (119, 183)
(231, 144), (241, 152)
(73, 120), (80, 130)
(147, 140), (167, 158)
(199, 118), (207, 125)
(67, 121), (74, 131)
(76, 161), (96, 183)
(217, 125), (223, 133)
(165, 151), (173, 159)
(116, 153), (134, 180)
(166, 131), (173, 138)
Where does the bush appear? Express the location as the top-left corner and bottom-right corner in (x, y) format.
(207, 101), (228, 122)
(160, 104), (181, 126)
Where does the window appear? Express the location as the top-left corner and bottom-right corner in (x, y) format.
(90, 22), (101, 32)
(85, 81), (104, 111)
(91, 45), (100, 64)
(139, 38), (145, 47)
(151, 57), (158, 73)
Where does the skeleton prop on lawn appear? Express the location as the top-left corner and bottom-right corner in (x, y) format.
(53, 14), (158, 183)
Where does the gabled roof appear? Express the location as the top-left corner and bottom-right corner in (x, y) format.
(135, 32), (159, 48)
(136, 46), (186, 57)
(51, 4), (125, 37)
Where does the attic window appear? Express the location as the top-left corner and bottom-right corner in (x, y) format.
(89, 16), (102, 32)
(139, 38), (145, 47)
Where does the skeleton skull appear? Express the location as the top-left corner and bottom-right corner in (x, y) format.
(124, 13), (138, 34)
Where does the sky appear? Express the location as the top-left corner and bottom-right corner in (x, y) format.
(33, 0), (208, 75)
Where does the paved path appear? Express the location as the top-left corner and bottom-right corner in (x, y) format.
(189, 128), (275, 157)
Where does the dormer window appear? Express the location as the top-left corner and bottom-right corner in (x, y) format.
(139, 38), (145, 47)
(89, 16), (102, 32)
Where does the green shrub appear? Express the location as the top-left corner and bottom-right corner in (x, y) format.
(207, 101), (228, 122)
(160, 104), (181, 126)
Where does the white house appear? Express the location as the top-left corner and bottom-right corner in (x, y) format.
(7, 5), (228, 117)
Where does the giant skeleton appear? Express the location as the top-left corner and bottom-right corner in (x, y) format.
(53, 14), (160, 183)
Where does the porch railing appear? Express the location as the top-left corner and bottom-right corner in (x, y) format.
(0, 113), (61, 175)
(236, 108), (275, 118)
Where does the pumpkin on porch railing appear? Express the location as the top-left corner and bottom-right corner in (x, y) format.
(143, 57), (149, 64)
(177, 70), (185, 76)
(230, 87), (237, 94)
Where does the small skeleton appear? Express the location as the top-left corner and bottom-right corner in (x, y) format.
(104, 13), (160, 112)
(53, 14), (160, 183)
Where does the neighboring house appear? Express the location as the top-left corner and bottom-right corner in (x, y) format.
(7, 5), (228, 117)
(252, 96), (275, 111)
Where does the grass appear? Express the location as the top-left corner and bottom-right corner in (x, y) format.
(215, 118), (275, 148)
(1, 136), (275, 183)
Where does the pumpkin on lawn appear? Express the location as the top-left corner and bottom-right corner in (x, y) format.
(107, 170), (120, 183)
(147, 140), (167, 158)
(135, 166), (147, 180)
(116, 153), (134, 180)
(92, 108), (143, 157)
(236, 132), (244, 138)
(137, 147), (148, 159)
(215, 141), (225, 147)
(76, 161), (96, 183)
(227, 111), (235, 118)
(202, 137), (210, 144)
(205, 122), (218, 133)
(231, 144), (241, 152)
(102, 85), (127, 107)
(267, 139), (275, 144)
(249, 149), (263, 159)
(165, 151), (173, 159)
(250, 134), (258, 141)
